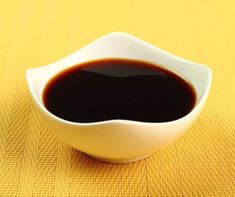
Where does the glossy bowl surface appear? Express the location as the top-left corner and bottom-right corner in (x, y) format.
(26, 32), (212, 163)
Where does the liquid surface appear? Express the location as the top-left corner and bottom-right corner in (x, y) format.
(43, 59), (196, 123)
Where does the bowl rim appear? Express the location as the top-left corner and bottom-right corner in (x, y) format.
(26, 32), (212, 127)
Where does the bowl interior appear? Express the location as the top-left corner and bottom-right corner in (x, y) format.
(26, 32), (212, 112)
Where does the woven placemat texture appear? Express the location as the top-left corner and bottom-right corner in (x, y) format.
(0, 0), (234, 196)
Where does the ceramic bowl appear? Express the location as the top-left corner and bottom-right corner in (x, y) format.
(26, 32), (212, 163)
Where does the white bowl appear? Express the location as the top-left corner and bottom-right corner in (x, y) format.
(26, 32), (212, 163)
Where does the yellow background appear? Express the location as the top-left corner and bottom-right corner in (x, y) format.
(0, 0), (235, 196)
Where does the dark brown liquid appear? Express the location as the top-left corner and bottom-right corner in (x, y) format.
(43, 59), (196, 123)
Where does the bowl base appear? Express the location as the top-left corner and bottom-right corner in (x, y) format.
(86, 154), (151, 164)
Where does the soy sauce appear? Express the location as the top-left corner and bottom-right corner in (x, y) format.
(42, 58), (196, 123)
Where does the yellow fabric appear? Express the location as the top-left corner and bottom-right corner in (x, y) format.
(0, 0), (234, 196)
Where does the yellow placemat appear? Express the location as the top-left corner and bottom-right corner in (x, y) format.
(0, 0), (234, 196)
